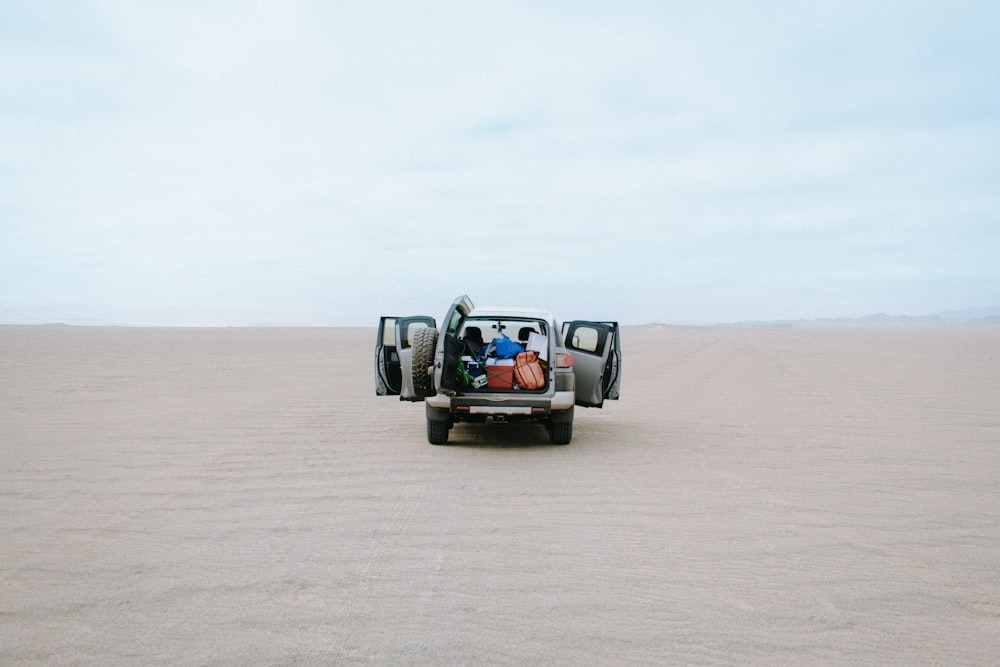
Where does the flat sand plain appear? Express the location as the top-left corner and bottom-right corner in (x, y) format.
(2, 324), (999, 665)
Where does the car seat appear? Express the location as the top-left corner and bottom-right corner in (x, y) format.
(463, 326), (484, 356)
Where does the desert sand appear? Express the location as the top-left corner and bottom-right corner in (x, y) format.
(2, 323), (999, 665)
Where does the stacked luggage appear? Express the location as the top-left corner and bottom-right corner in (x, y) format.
(460, 331), (546, 391)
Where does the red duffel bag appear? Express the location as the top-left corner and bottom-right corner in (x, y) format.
(514, 351), (545, 390)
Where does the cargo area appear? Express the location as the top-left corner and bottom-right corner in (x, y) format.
(454, 317), (550, 393)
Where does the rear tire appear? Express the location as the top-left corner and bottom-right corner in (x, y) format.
(548, 420), (572, 445)
(427, 418), (450, 445)
(411, 326), (438, 398)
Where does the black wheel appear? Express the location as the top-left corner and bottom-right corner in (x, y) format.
(411, 326), (438, 398)
(548, 420), (572, 445)
(427, 418), (450, 445)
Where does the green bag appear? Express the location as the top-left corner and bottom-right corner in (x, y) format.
(456, 360), (473, 388)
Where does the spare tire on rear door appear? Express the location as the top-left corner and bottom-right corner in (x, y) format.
(410, 326), (438, 398)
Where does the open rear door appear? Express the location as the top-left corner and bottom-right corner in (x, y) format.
(437, 295), (475, 392)
(562, 321), (621, 408)
(375, 315), (436, 397)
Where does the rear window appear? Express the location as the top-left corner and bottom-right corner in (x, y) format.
(462, 319), (546, 344)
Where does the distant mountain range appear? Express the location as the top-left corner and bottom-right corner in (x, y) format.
(722, 307), (1000, 328)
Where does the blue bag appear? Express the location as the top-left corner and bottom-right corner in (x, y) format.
(492, 332), (524, 360)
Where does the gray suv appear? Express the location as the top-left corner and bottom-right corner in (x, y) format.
(375, 295), (621, 445)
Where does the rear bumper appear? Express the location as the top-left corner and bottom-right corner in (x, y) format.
(427, 390), (575, 414)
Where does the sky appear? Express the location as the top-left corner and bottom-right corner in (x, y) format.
(2, 1), (998, 326)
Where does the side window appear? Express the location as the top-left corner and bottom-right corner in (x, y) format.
(567, 324), (610, 355)
(382, 318), (397, 346)
(447, 310), (463, 335)
(570, 326), (601, 353)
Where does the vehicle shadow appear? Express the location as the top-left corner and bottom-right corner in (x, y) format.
(445, 422), (556, 448)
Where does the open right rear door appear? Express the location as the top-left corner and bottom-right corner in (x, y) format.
(562, 321), (621, 408)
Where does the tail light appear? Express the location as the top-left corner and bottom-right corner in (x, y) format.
(555, 352), (574, 368)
